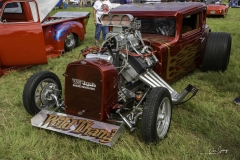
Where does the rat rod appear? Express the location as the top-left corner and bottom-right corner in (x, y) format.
(23, 3), (231, 146)
(0, 0), (90, 78)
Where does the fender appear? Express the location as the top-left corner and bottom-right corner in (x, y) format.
(50, 21), (85, 52)
(54, 21), (84, 42)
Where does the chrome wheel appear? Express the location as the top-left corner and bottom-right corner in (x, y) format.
(34, 79), (60, 110)
(64, 33), (76, 51)
(23, 71), (62, 116)
(141, 87), (172, 143)
(156, 97), (171, 138)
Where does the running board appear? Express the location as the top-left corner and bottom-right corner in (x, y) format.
(31, 107), (124, 147)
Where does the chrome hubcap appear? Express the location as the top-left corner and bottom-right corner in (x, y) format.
(156, 97), (171, 138)
(65, 33), (75, 48)
(34, 79), (58, 110)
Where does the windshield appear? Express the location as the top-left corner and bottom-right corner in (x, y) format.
(138, 17), (176, 37)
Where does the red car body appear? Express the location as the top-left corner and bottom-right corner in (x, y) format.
(0, 0), (90, 78)
(206, 4), (228, 16)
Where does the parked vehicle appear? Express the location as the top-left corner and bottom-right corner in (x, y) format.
(205, 0), (228, 17)
(23, 2), (231, 146)
(0, 0), (90, 78)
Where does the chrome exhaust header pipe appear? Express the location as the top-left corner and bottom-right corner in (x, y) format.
(139, 75), (157, 88)
(139, 69), (196, 104)
(149, 70), (175, 93)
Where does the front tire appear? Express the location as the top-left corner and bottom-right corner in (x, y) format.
(64, 33), (77, 52)
(201, 32), (231, 72)
(22, 71), (62, 116)
(141, 87), (172, 143)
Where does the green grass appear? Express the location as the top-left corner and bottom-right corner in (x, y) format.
(0, 6), (240, 160)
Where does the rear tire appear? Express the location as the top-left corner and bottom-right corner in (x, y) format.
(141, 87), (172, 143)
(201, 32), (231, 72)
(64, 33), (77, 52)
(22, 71), (62, 116)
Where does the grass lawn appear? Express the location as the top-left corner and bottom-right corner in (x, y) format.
(0, 4), (240, 160)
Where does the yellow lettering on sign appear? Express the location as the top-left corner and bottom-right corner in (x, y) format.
(61, 119), (78, 130)
(80, 122), (94, 135)
(111, 129), (117, 135)
(96, 129), (108, 139)
(99, 136), (111, 143)
(99, 129), (117, 143)
(87, 128), (99, 137)
(54, 116), (67, 128)
(42, 114), (119, 144)
(42, 114), (61, 127)
(70, 119), (88, 134)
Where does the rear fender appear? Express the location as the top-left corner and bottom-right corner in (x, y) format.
(54, 21), (84, 44)
(51, 21), (84, 51)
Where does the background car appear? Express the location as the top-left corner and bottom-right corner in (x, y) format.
(205, 0), (229, 17)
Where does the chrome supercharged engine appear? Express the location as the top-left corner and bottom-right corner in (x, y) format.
(84, 14), (197, 103)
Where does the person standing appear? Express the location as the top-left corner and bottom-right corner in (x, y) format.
(63, 0), (68, 9)
(78, 0), (83, 9)
(81, 0), (85, 8)
(93, 0), (112, 46)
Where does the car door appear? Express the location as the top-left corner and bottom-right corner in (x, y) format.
(0, 1), (47, 67)
(177, 12), (202, 73)
(160, 12), (202, 83)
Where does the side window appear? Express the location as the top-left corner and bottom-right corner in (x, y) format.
(182, 13), (200, 34)
(1, 2), (30, 23)
(4, 2), (22, 13)
(29, 2), (38, 22)
(1, 2), (38, 22)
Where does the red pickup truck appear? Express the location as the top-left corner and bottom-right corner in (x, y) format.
(0, 0), (90, 78)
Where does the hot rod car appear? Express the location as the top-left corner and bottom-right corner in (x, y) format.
(22, 2), (231, 146)
(0, 0), (90, 78)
